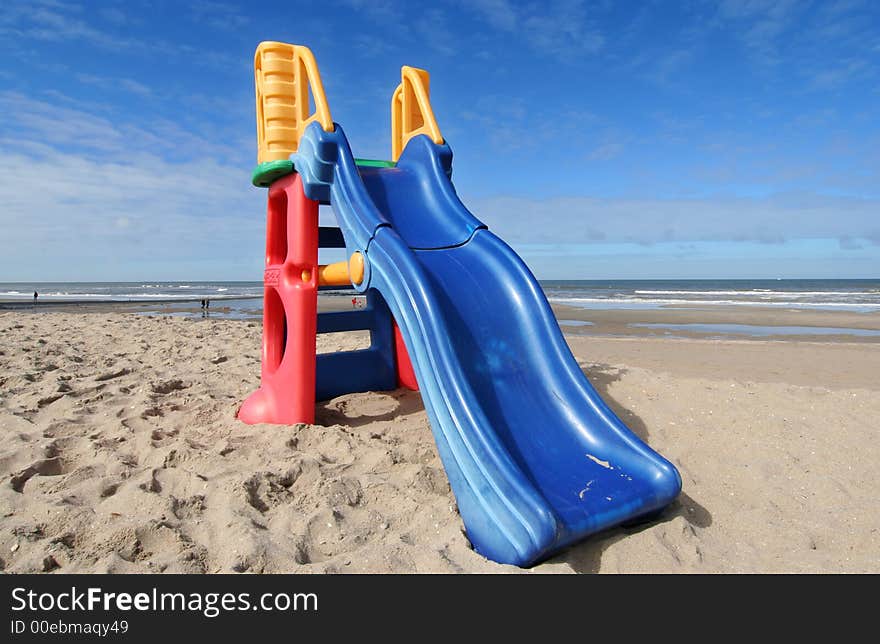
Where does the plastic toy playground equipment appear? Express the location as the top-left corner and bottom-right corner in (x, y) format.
(239, 42), (681, 566)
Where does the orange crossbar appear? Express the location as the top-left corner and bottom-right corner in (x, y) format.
(317, 253), (364, 287)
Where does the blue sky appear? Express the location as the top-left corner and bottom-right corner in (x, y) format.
(1, 0), (878, 280)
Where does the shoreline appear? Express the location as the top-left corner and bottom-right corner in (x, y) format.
(0, 295), (262, 309)
(4, 296), (879, 343)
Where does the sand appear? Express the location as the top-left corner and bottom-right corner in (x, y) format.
(1, 307), (878, 573)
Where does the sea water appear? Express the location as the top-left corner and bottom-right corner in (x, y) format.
(3, 279), (879, 322)
(541, 279), (880, 313)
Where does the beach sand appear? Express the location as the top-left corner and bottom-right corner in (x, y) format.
(1, 304), (878, 573)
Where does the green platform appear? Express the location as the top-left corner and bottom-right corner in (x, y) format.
(252, 158), (396, 188)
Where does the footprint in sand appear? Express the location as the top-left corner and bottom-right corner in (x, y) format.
(37, 394), (64, 408)
(151, 380), (189, 395)
(10, 457), (69, 492)
(95, 368), (130, 382)
(170, 495), (206, 520)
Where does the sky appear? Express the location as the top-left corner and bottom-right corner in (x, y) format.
(0, 0), (878, 281)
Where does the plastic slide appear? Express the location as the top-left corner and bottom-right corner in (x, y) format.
(292, 123), (682, 566)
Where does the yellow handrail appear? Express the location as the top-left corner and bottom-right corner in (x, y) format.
(390, 66), (444, 161)
(254, 41), (334, 164)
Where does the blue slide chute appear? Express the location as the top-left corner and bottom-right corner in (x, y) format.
(294, 122), (682, 566)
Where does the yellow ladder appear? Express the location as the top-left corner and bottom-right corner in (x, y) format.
(253, 42), (445, 164)
(254, 41), (334, 163)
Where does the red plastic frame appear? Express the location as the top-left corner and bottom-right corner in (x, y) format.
(239, 174), (319, 424)
(393, 321), (418, 391)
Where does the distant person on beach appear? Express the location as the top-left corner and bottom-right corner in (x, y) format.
(33, 291), (38, 305)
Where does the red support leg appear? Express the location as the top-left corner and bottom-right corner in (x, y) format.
(239, 174), (319, 425)
(393, 319), (419, 391)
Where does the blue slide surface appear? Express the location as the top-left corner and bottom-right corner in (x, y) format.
(294, 123), (682, 566)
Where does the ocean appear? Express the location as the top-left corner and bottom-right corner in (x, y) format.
(1, 279), (879, 315)
(0, 281), (263, 302)
(541, 279), (880, 312)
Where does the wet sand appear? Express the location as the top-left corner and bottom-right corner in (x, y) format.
(551, 302), (880, 341)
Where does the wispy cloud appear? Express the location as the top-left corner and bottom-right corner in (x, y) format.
(810, 57), (870, 89)
(467, 0), (606, 62)
(473, 192), (880, 247)
(458, 94), (604, 155)
(2, 3), (135, 49)
(189, 0), (250, 31)
(468, 0), (517, 31)
(415, 8), (458, 57)
(1, 92), (246, 161)
(712, 0), (877, 91)
(342, 0), (606, 62)
(98, 6), (134, 27)
(587, 141), (625, 161)
(351, 33), (398, 58)
(76, 73), (153, 97)
(0, 0), (240, 69)
(729, 0), (801, 65)
(340, 0), (402, 27)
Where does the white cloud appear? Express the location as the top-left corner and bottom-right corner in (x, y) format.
(1, 92), (248, 163)
(0, 144), (265, 279)
(0, 91), (264, 280)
